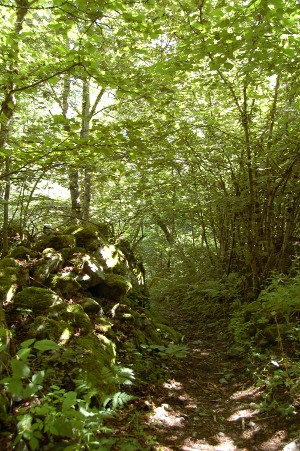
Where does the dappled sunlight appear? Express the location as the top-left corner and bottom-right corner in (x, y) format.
(227, 408), (259, 421)
(259, 430), (288, 451)
(229, 385), (264, 401)
(59, 327), (72, 344)
(150, 402), (186, 428)
(163, 379), (183, 390)
(181, 433), (245, 451)
(100, 245), (119, 268)
(5, 283), (17, 304)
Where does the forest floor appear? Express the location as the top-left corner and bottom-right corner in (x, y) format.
(114, 304), (300, 451)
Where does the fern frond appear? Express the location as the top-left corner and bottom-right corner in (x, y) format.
(102, 392), (135, 409)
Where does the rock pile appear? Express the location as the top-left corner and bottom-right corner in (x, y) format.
(0, 222), (169, 401)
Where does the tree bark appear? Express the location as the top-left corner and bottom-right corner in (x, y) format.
(81, 77), (91, 221)
(0, 0), (30, 255)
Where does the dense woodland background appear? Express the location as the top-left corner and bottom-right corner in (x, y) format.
(1, 0), (299, 290)
(0, 0), (300, 449)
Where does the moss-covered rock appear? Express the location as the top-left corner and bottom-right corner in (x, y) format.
(48, 302), (68, 319)
(0, 263), (28, 304)
(0, 327), (13, 375)
(70, 225), (105, 251)
(47, 303), (92, 333)
(50, 275), (81, 299)
(95, 316), (112, 333)
(9, 246), (38, 259)
(28, 316), (74, 342)
(75, 335), (117, 394)
(80, 297), (101, 314)
(59, 248), (75, 260)
(33, 250), (62, 285)
(0, 258), (19, 268)
(13, 287), (60, 315)
(65, 304), (92, 334)
(92, 274), (132, 301)
(78, 256), (105, 288)
(94, 222), (111, 238)
(98, 245), (121, 269)
(36, 234), (76, 251)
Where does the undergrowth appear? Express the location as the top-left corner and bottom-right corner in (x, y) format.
(150, 268), (300, 418)
(229, 271), (300, 417)
(0, 338), (139, 450)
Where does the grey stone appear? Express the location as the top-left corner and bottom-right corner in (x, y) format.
(283, 439), (300, 451)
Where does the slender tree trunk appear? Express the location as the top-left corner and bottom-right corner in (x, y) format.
(69, 169), (82, 220)
(60, 72), (82, 221)
(0, 0), (30, 255)
(241, 85), (260, 294)
(2, 157), (11, 256)
(81, 77), (91, 221)
(80, 81), (105, 220)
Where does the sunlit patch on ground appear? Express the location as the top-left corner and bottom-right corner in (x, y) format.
(229, 385), (264, 401)
(259, 430), (287, 450)
(227, 407), (259, 421)
(181, 434), (247, 450)
(149, 402), (186, 428)
(163, 379), (183, 390)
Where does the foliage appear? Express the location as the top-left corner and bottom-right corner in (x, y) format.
(0, 338), (137, 449)
(0, 0), (299, 439)
(229, 271), (300, 414)
(140, 343), (188, 359)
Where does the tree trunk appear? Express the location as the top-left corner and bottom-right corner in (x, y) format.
(81, 77), (91, 221)
(80, 81), (105, 220)
(0, 0), (30, 254)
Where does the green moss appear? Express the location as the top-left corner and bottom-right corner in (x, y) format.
(113, 261), (129, 276)
(50, 275), (81, 299)
(37, 234), (76, 251)
(70, 225), (105, 251)
(28, 316), (74, 342)
(95, 316), (112, 333)
(65, 304), (92, 333)
(13, 287), (60, 315)
(0, 266), (28, 304)
(9, 246), (38, 259)
(97, 222), (112, 239)
(96, 274), (132, 301)
(33, 251), (62, 284)
(48, 302), (68, 319)
(80, 297), (101, 314)
(75, 335), (117, 394)
(0, 327), (13, 374)
(0, 258), (19, 268)
(48, 303), (92, 333)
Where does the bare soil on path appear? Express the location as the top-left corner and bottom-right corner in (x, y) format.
(137, 307), (300, 451)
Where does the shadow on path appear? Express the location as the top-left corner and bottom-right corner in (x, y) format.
(139, 311), (299, 451)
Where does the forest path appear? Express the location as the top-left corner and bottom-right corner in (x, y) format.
(142, 306), (298, 451)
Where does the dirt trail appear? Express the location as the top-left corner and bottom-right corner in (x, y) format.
(142, 309), (299, 451)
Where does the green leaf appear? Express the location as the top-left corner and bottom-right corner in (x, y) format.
(8, 379), (23, 397)
(29, 436), (40, 451)
(17, 414), (32, 432)
(21, 338), (36, 348)
(32, 370), (45, 385)
(11, 359), (31, 379)
(62, 391), (77, 411)
(23, 381), (41, 398)
(17, 348), (32, 360)
(34, 340), (60, 352)
(52, 114), (69, 125)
